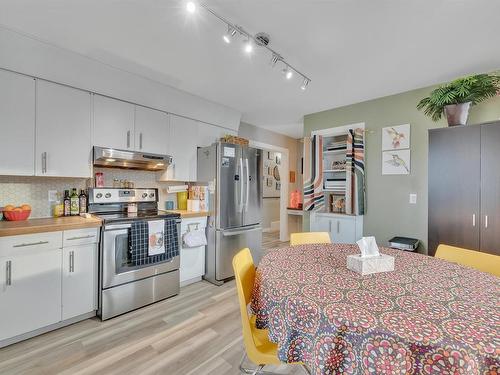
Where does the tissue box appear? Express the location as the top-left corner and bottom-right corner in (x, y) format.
(347, 254), (395, 275)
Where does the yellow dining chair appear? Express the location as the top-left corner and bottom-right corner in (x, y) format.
(232, 248), (310, 375)
(435, 244), (500, 277)
(290, 232), (331, 246)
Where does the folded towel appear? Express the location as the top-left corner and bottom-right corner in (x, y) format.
(130, 219), (179, 266)
(148, 220), (165, 256)
(183, 229), (207, 248)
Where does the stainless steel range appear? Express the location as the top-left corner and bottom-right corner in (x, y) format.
(88, 188), (181, 320)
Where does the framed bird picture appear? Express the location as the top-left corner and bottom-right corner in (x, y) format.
(382, 149), (411, 175)
(382, 124), (410, 150)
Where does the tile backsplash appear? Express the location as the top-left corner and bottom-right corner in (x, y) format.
(0, 168), (186, 218)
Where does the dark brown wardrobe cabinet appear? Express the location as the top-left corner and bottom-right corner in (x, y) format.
(428, 121), (500, 256)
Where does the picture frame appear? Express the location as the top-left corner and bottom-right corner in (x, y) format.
(382, 124), (410, 150)
(382, 149), (411, 175)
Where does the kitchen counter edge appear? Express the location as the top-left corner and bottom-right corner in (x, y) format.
(0, 216), (102, 237)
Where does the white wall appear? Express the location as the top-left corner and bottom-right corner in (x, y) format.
(0, 26), (241, 130)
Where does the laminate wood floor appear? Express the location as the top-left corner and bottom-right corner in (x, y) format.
(0, 232), (301, 375)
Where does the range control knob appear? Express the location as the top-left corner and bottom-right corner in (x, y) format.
(149, 193), (155, 198)
(96, 193), (103, 199)
(142, 193), (148, 198)
(105, 193), (112, 198)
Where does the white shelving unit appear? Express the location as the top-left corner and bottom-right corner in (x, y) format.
(309, 123), (365, 244)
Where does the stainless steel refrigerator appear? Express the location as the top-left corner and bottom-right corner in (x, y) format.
(197, 142), (262, 285)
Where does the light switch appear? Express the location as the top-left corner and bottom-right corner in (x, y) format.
(409, 193), (417, 204)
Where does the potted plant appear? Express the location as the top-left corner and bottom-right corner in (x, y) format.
(417, 73), (500, 126)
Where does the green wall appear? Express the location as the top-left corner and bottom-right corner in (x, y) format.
(304, 84), (500, 253)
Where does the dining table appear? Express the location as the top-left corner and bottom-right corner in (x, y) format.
(250, 243), (499, 375)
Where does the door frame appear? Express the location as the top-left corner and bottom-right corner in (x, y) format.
(248, 140), (290, 242)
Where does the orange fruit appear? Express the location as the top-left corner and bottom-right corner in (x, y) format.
(13, 207), (23, 212)
(3, 205), (15, 211)
(20, 204), (31, 211)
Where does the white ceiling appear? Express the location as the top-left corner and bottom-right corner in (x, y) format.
(1, 0), (499, 138)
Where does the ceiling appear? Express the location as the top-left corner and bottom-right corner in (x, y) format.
(1, 0), (499, 138)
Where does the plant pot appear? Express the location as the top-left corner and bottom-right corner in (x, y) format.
(444, 102), (471, 126)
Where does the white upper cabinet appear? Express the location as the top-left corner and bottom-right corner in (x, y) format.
(36, 81), (92, 177)
(93, 95), (135, 150)
(161, 114), (198, 181)
(197, 123), (235, 148)
(0, 70), (35, 176)
(134, 105), (169, 155)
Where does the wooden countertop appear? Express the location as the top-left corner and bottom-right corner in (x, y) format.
(166, 210), (210, 219)
(0, 216), (102, 237)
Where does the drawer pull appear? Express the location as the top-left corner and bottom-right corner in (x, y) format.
(6, 261), (12, 286)
(13, 241), (49, 248)
(66, 235), (95, 241)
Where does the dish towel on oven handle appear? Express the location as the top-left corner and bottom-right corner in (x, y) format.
(148, 220), (165, 256)
(129, 219), (179, 266)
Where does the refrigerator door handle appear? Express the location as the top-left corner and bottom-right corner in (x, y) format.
(245, 158), (250, 212)
(222, 225), (261, 237)
(239, 157), (244, 212)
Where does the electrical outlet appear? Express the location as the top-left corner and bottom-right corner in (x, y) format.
(48, 190), (58, 202)
(409, 193), (417, 204)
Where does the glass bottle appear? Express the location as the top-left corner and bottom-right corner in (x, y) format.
(70, 188), (80, 216)
(79, 189), (87, 214)
(63, 190), (71, 217)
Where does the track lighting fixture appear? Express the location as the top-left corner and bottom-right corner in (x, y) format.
(283, 66), (293, 80)
(185, 2), (311, 89)
(244, 38), (253, 53)
(300, 78), (310, 90)
(223, 26), (237, 44)
(186, 1), (196, 13)
(270, 54), (280, 67)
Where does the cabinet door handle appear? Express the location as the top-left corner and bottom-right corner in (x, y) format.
(42, 152), (47, 173)
(5, 261), (12, 286)
(337, 221), (340, 233)
(66, 235), (95, 241)
(13, 241), (49, 248)
(69, 251), (75, 273)
(485, 215), (488, 229)
(472, 214), (476, 227)
(328, 221), (332, 232)
(139, 133), (143, 149)
(127, 130), (131, 148)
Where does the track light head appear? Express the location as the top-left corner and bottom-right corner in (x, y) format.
(186, 1), (196, 13)
(283, 66), (293, 80)
(270, 54), (280, 67)
(223, 25), (237, 44)
(300, 78), (310, 90)
(244, 38), (253, 53)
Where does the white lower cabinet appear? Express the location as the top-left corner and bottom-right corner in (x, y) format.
(0, 229), (98, 345)
(62, 244), (97, 320)
(310, 213), (363, 244)
(180, 217), (207, 286)
(0, 248), (61, 341)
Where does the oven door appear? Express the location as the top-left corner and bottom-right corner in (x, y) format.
(101, 220), (181, 289)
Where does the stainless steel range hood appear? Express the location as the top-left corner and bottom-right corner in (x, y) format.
(93, 146), (172, 171)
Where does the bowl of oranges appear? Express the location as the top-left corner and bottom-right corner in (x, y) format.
(2, 204), (32, 221)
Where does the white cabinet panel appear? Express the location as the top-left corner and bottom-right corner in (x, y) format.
(162, 114), (198, 181)
(36, 81), (92, 177)
(0, 248), (61, 341)
(180, 217), (207, 285)
(93, 95), (135, 150)
(0, 70), (35, 175)
(197, 123), (235, 148)
(311, 213), (363, 244)
(134, 105), (169, 154)
(62, 244), (97, 320)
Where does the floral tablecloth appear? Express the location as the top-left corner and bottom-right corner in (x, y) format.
(250, 244), (499, 375)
